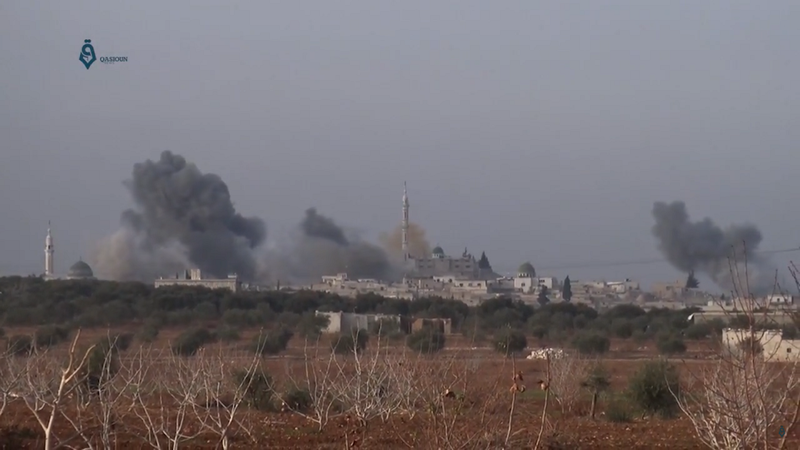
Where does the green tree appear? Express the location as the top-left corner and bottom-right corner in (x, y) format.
(627, 359), (680, 418)
(234, 368), (274, 411)
(493, 328), (527, 356)
(537, 286), (550, 306)
(252, 328), (293, 356)
(683, 323), (711, 340)
(406, 328), (446, 354)
(581, 363), (611, 419)
(332, 329), (369, 355)
(562, 276), (573, 302)
(172, 328), (216, 356)
(296, 312), (330, 340)
(685, 270), (699, 289)
(572, 332), (610, 355)
(478, 251), (492, 270)
(656, 335), (687, 355)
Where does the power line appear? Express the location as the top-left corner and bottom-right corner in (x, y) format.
(533, 246), (800, 272)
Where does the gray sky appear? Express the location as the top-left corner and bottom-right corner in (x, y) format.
(2, 0), (799, 290)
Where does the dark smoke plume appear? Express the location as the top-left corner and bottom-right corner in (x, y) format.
(302, 208), (349, 245)
(94, 151), (266, 281)
(265, 208), (397, 283)
(651, 201), (775, 293)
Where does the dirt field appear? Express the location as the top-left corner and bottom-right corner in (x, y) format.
(0, 328), (796, 449)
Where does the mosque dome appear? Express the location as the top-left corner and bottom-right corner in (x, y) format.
(517, 262), (536, 277)
(68, 260), (94, 279)
(432, 246), (445, 257)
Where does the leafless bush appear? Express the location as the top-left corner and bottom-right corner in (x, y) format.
(17, 330), (95, 450)
(123, 346), (205, 449)
(0, 348), (23, 420)
(396, 350), (515, 449)
(282, 338), (341, 430)
(677, 356), (799, 449)
(673, 245), (800, 450)
(548, 352), (590, 415)
(70, 333), (137, 450)
(190, 347), (262, 450)
(328, 331), (397, 426)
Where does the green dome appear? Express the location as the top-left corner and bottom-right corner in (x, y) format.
(432, 246), (445, 256)
(518, 262), (535, 276)
(68, 260), (94, 279)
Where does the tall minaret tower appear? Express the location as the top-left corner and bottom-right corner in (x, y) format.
(44, 221), (54, 278)
(402, 182), (409, 260)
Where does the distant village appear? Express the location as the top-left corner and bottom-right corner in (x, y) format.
(153, 244), (798, 314)
(152, 182), (800, 323)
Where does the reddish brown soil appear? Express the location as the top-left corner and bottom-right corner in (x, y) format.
(0, 328), (794, 449)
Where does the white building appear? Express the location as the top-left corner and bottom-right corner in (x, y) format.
(155, 268), (240, 292)
(514, 262), (537, 294)
(722, 328), (800, 362)
(316, 311), (403, 334)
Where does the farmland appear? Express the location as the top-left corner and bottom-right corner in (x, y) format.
(1, 329), (797, 450)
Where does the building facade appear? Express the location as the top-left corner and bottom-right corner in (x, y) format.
(155, 269), (241, 292)
(722, 328), (800, 362)
(316, 311), (404, 334)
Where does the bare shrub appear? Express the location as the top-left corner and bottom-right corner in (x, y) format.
(0, 348), (23, 420)
(191, 348), (262, 449)
(548, 352), (590, 415)
(17, 330), (95, 450)
(673, 245), (800, 450)
(123, 346), (205, 449)
(283, 339), (341, 430)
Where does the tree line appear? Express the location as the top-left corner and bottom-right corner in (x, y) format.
(0, 276), (737, 354)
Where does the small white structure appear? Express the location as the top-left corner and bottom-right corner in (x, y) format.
(316, 311), (402, 334)
(722, 328), (800, 362)
(526, 348), (566, 360)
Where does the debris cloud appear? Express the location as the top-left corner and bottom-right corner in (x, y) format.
(379, 223), (431, 258)
(651, 200), (775, 293)
(94, 151), (266, 281)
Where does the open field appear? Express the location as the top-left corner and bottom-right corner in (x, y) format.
(0, 328), (797, 449)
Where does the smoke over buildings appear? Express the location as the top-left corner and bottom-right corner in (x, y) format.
(94, 152), (418, 284)
(379, 223), (431, 258)
(265, 208), (396, 282)
(651, 200), (775, 293)
(94, 151), (266, 281)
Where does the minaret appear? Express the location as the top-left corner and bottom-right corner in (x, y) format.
(402, 181), (409, 260)
(44, 221), (54, 278)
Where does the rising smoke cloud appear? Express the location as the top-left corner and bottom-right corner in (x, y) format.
(265, 208), (397, 283)
(94, 151), (266, 281)
(379, 223), (431, 258)
(651, 200), (775, 293)
(94, 152), (421, 284)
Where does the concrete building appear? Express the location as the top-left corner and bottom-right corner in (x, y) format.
(316, 311), (404, 334)
(513, 262), (537, 294)
(311, 273), (415, 300)
(722, 328), (800, 362)
(411, 318), (452, 334)
(688, 309), (796, 327)
(155, 269), (241, 292)
(411, 246), (489, 279)
(652, 280), (689, 299)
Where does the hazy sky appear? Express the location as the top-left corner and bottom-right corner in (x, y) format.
(2, 1), (799, 290)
